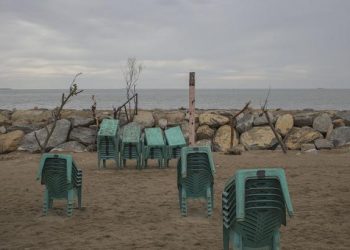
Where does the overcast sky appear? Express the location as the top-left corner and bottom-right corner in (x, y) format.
(0, 0), (349, 89)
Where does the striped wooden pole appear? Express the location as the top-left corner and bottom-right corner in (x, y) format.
(189, 72), (196, 145)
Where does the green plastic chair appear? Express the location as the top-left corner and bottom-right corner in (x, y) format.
(97, 118), (120, 168)
(143, 127), (166, 168)
(222, 168), (294, 250)
(36, 154), (82, 217)
(177, 146), (215, 216)
(120, 122), (142, 169)
(165, 126), (186, 167)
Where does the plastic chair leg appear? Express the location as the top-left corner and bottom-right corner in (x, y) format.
(273, 230), (281, 250)
(77, 187), (82, 209)
(233, 231), (243, 250)
(223, 226), (230, 250)
(67, 190), (74, 217)
(181, 187), (187, 216)
(43, 189), (49, 215)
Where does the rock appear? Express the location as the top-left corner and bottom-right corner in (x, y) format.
(240, 126), (279, 150)
(11, 109), (51, 125)
(199, 113), (229, 128)
(133, 111), (155, 128)
(165, 111), (185, 126)
(236, 113), (255, 134)
(301, 143), (316, 152)
(184, 112), (199, 123)
(0, 126), (6, 134)
(275, 114), (294, 136)
(304, 149), (318, 154)
(253, 112), (274, 126)
(329, 127), (350, 147)
(294, 112), (318, 127)
(0, 113), (10, 126)
(7, 124), (41, 134)
(313, 113), (332, 133)
(158, 118), (168, 129)
(335, 111), (350, 125)
(314, 139), (334, 150)
(325, 124), (333, 140)
(0, 130), (25, 153)
(333, 119), (346, 128)
(180, 122), (190, 144)
(195, 139), (212, 148)
(285, 127), (323, 150)
(18, 119), (71, 153)
(71, 116), (95, 127)
(226, 144), (246, 155)
(69, 127), (96, 146)
(51, 141), (87, 153)
(86, 144), (97, 152)
(213, 125), (238, 152)
(196, 125), (215, 140)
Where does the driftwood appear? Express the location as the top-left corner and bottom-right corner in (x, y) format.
(34, 73), (83, 153)
(91, 95), (99, 128)
(230, 101), (251, 148)
(261, 89), (288, 153)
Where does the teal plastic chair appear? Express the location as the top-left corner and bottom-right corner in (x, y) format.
(36, 154), (82, 217)
(143, 127), (166, 168)
(120, 122), (142, 169)
(165, 126), (186, 167)
(222, 168), (294, 250)
(177, 146), (215, 216)
(97, 118), (120, 168)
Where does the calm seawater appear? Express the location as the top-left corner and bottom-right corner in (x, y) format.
(0, 89), (349, 110)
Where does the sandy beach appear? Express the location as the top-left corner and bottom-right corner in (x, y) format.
(0, 150), (349, 249)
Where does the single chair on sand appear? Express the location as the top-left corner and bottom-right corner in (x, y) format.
(222, 168), (294, 250)
(142, 127), (166, 168)
(177, 146), (215, 216)
(97, 118), (120, 169)
(164, 126), (186, 167)
(36, 154), (83, 217)
(119, 122), (142, 169)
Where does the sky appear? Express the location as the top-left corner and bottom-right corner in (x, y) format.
(0, 0), (349, 89)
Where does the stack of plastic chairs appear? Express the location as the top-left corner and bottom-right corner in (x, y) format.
(164, 126), (186, 167)
(97, 118), (120, 168)
(143, 127), (166, 168)
(120, 122), (142, 169)
(36, 154), (82, 217)
(222, 168), (294, 250)
(177, 146), (215, 216)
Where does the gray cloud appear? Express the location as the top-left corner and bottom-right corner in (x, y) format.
(0, 0), (349, 89)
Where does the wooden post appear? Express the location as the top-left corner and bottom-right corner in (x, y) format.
(189, 72), (196, 146)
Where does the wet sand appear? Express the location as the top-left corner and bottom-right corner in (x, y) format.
(0, 150), (350, 249)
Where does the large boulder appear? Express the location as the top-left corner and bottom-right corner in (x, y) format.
(195, 139), (212, 148)
(314, 138), (334, 150)
(69, 127), (96, 146)
(293, 112), (318, 127)
(199, 113), (229, 128)
(329, 127), (350, 147)
(213, 125), (238, 152)
(70, 116), (95, 127)
(11, 109), (52, 125)
(158, 118), (168, 129)
(335, 111), (350, 125)
(0, 113), (10, 126)
(165, 111), (186, 126)
(333, 119), (346, 128)
(196, 125), (215, 140)
(240, 126), (279, 150)
(51, 141), (87, 153)
(275, 114), (294, 136)
(236, 113), (255, 134)
(7, 124), (41, 134)
(285, 126), (323, 150)
(0, 130), (24, 153)
(18, 119), (71, 153)
(313, 113), (332, 133)
(253, 112), (274, 126)
(133, 111), (155, 128)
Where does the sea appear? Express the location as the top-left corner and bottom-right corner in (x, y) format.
(0, 89), (349, 110)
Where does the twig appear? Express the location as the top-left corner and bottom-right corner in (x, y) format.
(261, 88), (288, 153)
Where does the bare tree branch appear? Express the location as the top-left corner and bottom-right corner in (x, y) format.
(230, 101), (251, 148)
(261, 88), (288, 153)
(37, 73), (83, 153)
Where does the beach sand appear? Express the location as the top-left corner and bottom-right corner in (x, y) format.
(0, 150), (350, 249)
